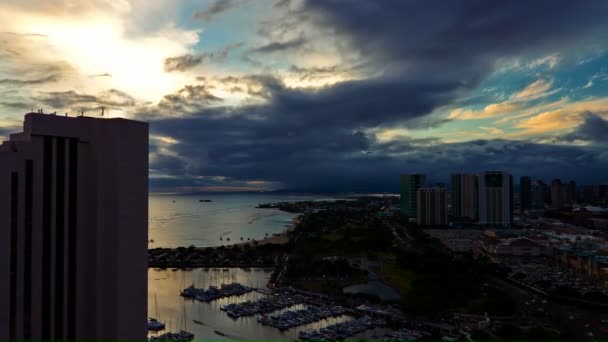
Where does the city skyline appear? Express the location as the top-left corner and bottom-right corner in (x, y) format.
(0, 1), (608, 192)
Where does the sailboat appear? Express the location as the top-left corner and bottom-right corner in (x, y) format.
(178, 296), (195, 341)
(148, 294), (165, 331)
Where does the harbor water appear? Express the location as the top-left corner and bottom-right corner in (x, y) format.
(148, 268), (389, 341)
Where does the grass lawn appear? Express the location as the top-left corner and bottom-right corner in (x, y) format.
(377, 259), (414, 295)
(291, 275), (369, 295)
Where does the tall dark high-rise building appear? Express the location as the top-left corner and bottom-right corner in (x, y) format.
(566, 180), (577, 205)
(478, 171), (513, 227)
(551, 179), (565, 209)
(581, 185), (596, 204)
(416, 187), (448, 226)
(451, 173), (478, 222)
(0, 113), (148, 340)
(400, 174), (426, 217)
(531, 180), (546, 210)
(599, 184), (608, 204)
(520, 176), (532, 213)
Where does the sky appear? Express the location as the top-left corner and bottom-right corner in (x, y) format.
(1, 0), (608, 192)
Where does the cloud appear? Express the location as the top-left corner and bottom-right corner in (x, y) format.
(0, 74), (60, 85)
(479, 126), (504, 135)
(249, 36), (307, 54)
(34, 88), (138, 115)
(562, 113), (608, 144)
(449, 102), (522, 120)
(449, 79), (560, 120)
(512, 97), (608, 136)
(194, 0), (249, 22)
(511, 79), (553, 100)
(142, 72), (608, 192)
(164, 43), (243, 72)
(164, 54), (203, 72)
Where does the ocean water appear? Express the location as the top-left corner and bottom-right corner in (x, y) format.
(149, 193), (334, 248)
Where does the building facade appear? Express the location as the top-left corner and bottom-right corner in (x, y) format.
(451, 173), (478, 222)
(478, 171), (513, 227)
(520, 176), (532, 213)
(416, 187), (448, 226)
(0, 113), (148, 340)
(400, 173), (426, 218)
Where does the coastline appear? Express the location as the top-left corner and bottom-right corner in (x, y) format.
(234, 215), (301, 247)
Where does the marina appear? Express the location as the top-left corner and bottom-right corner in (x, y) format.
(259, 305), (347, 330)
(148, 268), (391, 341)
(181, 282), (254, 302)
(298, 316), (386, 341)
(148, 330), (195, 341)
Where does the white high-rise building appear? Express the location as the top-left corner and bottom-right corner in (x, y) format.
(478, 171), (513, 227)
(0, 112), (148, 340)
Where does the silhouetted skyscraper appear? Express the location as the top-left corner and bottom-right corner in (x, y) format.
(581, 185), (596, 204)
(566, 180), (576, 205)
(400, 174), (426, 217)
(416, 187), (448, 226)
(551, 179), (565, 208)
(451, 173), (478, 222)
(0, 113), (148, 340)
(520, 176), (532, 213)
(531, 180), (545, 210)
(478, 171), (513, 227)
(600, 184), (608, 204)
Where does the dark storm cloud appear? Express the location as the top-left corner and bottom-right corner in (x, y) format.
(563, 113), (608, 144)
(147, 0), (608, 191)
(0, 125), (19, 139)
(149, 106), (608, 191)
(194, 0), (249, 22)
(302, 0), (608, 70)
(248, 37), (307, 54)
(164, 43), (243, 72)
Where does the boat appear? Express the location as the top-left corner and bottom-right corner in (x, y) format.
(214, 330), (227, 337)
(199, 199), (212, 202)
(178, 330), (195, 340)
(148, 318), (165, 331)
(192, 319), (204, 325)
(148, 295), (165, 331)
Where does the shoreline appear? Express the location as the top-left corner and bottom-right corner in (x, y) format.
(232, 215), (301, 248)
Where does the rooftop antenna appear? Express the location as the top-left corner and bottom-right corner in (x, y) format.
(101, 106), (105, 117)
(80, 110), (84, 117)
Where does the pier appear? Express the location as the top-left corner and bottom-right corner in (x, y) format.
(298, 316), (385, 341)
(180, 282), (254, 302)
(259, 305), (347, 330)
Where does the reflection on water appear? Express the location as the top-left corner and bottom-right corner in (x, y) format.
(148, 268), (389, 341)
(149, 193), (336, 248)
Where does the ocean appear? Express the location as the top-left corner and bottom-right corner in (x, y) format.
(148, 192), (336, 248)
